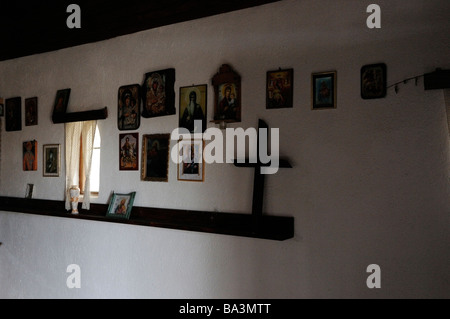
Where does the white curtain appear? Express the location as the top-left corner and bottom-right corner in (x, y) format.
(65, 120), (97, 210)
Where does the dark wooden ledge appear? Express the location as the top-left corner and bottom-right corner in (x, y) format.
(0, 196), (294, 241)
(52, 107), (108, 124)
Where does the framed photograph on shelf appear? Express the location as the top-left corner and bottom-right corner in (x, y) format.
(43, 144), (60, 177)
(141, 134), (170, 182)
(25, 97), (38, 126)
(361, 63), (387, 99)
(52, 88), (71, 118)
(211, 64), (241, 124)
(5, 97), (22, 131)
(179, 84), (207, 133)
(118, 84), (140, 130)
(266, 68), (294, 109)
(25, 183), (34, 199)
(23, 140), (38, 171)
(106, 191), (136, 220)
(312, 71), (336, 110)
(119, 133), (139, 171)
(177, 139), (204, 182)
(141, 68), (175, 118)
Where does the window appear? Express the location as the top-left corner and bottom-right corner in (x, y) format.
(79, 125), (101, 195)
(65, 120), (98, 210)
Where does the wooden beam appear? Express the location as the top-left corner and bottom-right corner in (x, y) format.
(233, 119), (292, 232)
(52, 107), (108, 123)
(0, 1), (282, 61)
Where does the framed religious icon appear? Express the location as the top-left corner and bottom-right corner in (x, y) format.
(23, 140), (38, 171)
(43, 144), (60, 177)
(5, 97), (22, 131)
(25, 97), (38, 126)
(141, 134), (170, 182)
(312, 71), (337, 110)
(177, 139), (204, 182)
(118, 84), (140, 130)
(266, 68), (294, 109)
(106, 191), (136, 220)
(52, 88), (71, 118)
(141, 68), (176, 118)
(179, 84), (207, 134)
(119, 133), (139, 171)
(361, 63), (387, 99)
(211, 64), (241, 123)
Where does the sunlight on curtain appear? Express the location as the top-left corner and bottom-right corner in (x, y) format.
(65, 120), (97, 210)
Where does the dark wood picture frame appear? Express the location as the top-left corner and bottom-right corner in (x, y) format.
(23, 140), (38, 171)
(211, 64), (241, 123)
(106, 191), (136, 220)
(118, 84), (140, 130)
(52, 88), (71, 117)
(179, 84), (207, 133)
(266, 68), (294, 109)
(312, 71), (337, 110)
(43, 144), (60, 177)
(141, 68), (176, 118)
(119, 133), (139, 171)
(361, 63), (387, 99)
(25, 97), (38, 126)
(5, 97), (21, 131)
(141, 133), (170, 182)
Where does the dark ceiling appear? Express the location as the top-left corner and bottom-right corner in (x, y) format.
(0, 0), (280, 62)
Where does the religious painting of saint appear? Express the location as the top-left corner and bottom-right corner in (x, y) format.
(217, 83), (239, 121)
(106, 192), (136, 220)
(177, 139), (204, 182)
(141, 134), (170, 182)
(23, 140), (38, 171)
(25, 97), (38, 126)
(179, 84), (207, 134)
(211, 64), (241, 124)
(52, 89), (70, 118)
(141, 68), (175, 118)
(311, 71), (337, 110)
(118, 84), (140, 130)
(266, 68), (293, 109)
(119, 133), (139, 171)
(5, 97), (22, 131)
(43, 144), (60, 177)
(361, 63), (387, 99)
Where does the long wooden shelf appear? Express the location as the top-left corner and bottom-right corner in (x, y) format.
(0, 196), (294, 241)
